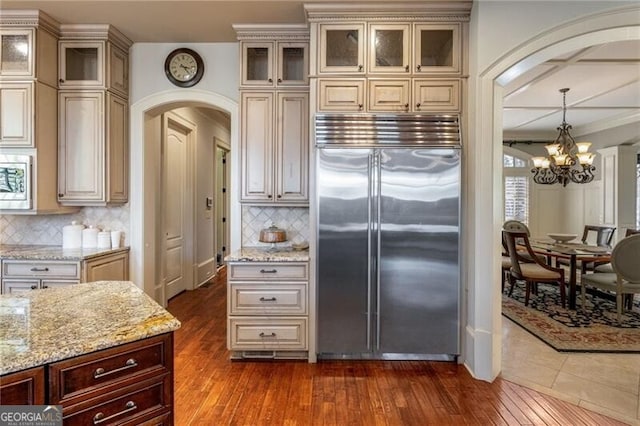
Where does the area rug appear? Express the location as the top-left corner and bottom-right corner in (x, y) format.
(502, 284), (640, 352)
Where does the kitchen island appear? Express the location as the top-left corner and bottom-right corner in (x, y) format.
(0, 281), (180, 424)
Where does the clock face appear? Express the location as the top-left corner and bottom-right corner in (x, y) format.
(164, 48), (204, 87)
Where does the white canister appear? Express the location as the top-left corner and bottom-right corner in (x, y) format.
(111, 230), (122, 248)
(82, 226), (99, 248)
(97, 231), (111, 249)
(62, 221), (84, 249)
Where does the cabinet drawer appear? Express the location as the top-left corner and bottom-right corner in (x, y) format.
(228, 263), (308, 280)
(0, 366), (45, 405)
(49, 333), (172, 405)
(2, 261), (80, 279)
(62, 376), (170, 426)
(228, 317), (307, 350)
(229, 283), (307, 315)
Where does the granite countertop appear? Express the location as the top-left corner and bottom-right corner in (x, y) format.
(0, 244), (130, 261)
(225, 246), (310, 262)
(0, 281), (181, 375)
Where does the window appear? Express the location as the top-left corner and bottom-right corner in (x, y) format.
(503, 152), (530, 224)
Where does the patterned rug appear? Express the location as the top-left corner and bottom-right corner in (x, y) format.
(502, 284), (640, 352)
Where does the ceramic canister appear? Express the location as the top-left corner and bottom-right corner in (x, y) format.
(82, 225), (99, 248)
(62, 221), (84, 249)
(97, 231), (111, 249)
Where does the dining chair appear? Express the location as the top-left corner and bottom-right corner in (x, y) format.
(504, 230), (566, 308)
(595, 228), (640, 274)
(557, 225), (616, 271)
(581, 234), (640, 322)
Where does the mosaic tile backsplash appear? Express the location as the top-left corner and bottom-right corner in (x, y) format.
(242, 206), (309, 247)
(0, 205), (130, 246)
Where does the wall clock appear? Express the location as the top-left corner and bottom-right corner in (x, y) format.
(164, 48), (205, 87)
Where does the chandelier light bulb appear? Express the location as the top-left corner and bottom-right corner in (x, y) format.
(576, 142), (592, 154)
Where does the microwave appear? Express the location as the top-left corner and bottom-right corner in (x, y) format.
(0, 154), (32, 210)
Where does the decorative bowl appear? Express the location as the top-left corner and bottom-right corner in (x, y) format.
(547, 233), (577, 243)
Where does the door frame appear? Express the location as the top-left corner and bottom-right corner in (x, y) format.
(215, 136), (231, 267)
(160, 111), (196, 305)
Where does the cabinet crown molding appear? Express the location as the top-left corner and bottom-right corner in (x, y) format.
(304, 2), (471, 21)
(59, 24), (132, 50)
(0, 9), (60, 35)
(233, 23), (309, 41)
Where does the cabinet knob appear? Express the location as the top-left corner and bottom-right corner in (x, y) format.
(416, 103), (421, 110)
(42, 285), (48, 289)
(358, 65), (363, 71)
(404, 103), (409, 112)
(358, 104), (363, 111)
(277, 194), (282, 199)
(59, 78), (65, 83)
(268, 78), (273, 83)
(277, 78), (282, 83)
(268, 194), (272, 198)
(58, 193), (64, 198)
(417, 64), (422, 71)
(30, 285), (38, 290)
(405, 65), (410, 72)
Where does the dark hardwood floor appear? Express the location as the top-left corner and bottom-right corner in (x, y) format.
(167, 267), (625, 425)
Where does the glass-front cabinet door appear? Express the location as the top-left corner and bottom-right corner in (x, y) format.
(59, 41), (105, 87)
(319, 23), (365, 74)
(277, 43), (308, 86)
(413, 24), (460, 74)
(242, 42), (274, 86)
(368, 24), (410, 74)
(0, 30), (33, 78)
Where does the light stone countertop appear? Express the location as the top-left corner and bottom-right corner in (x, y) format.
(225, 246), (310, 262)
(0, 244), (130, 261)
(0, 281), (181, 375)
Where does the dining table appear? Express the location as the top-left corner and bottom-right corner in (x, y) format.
(528, 238), (611, 310)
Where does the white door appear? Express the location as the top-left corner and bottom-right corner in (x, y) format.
(162, 113), (192, 299)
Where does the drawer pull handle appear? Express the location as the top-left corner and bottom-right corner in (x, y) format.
(93, 358), (138, 379)
(30, 267), (49, 272)
(259, 269), (277, 274)
(30, 285), (38, 290)
(259, 297), (277, 302)
(93, 400), (137, 424)
(259, 332), (276, 338)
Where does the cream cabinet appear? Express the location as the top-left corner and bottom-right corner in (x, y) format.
(241, 41), (308, 88)
(241, 91), (308, 204)
(227, 261), (309, 358)
(58, 90), (128, 206)
(318, 78), (365, 112)
(413, 79), (460, 112)
(368, 79), (410, 112)
(368, 23), (411, 74)
(318, 23), (366, 74)
(318, 21), (461, 76)
(0, 82), (32, 146)
(58, 37), (129, 97)
(1, 249), (130, 294)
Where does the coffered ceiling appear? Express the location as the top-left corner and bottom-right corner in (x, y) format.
(2, 1), (638, 146)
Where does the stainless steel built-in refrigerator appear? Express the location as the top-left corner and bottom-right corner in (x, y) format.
(316, 114), (461, 360)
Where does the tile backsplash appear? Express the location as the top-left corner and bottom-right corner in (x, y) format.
(242, 206), (309, 247)
(0, 205), (130, 246)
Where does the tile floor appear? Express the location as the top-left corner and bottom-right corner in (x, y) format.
(501, 317), (640, 425)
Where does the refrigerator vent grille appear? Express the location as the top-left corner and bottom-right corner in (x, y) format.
(315, 114), (461, 146)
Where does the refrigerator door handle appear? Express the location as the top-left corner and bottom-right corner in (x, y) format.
(375, 151), (382, 351)
(366, 152), (373, 351)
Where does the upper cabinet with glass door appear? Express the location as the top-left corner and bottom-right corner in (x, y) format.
(59, 41), (105, 88)
(413, 23), (461, 75)
(368, 24), (410, 74)
(319, 23), (365, 74)
(0, 29), (34, 79)
(241, 41), (308, 88)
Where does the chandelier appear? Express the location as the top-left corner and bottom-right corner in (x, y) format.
(531, 88), (595, 186)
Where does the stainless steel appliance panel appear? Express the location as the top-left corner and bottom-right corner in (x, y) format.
(317, 148), (372, 354)
(377, 148), (460, 354)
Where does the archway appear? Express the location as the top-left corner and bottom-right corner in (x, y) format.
(129, 89), (239, 302)
(467, 6), (640, 381)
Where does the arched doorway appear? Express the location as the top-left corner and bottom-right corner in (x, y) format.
(467, 6), (640, 381)
(129, 90), (239, 304)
